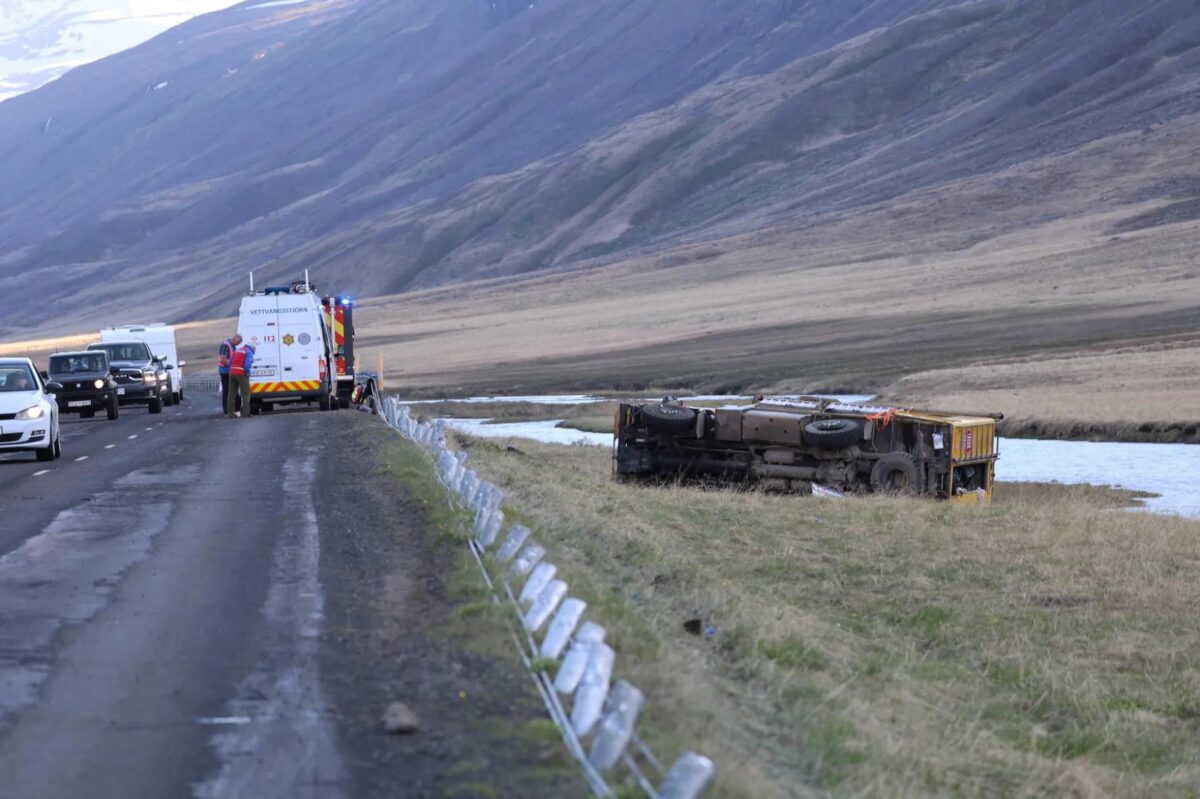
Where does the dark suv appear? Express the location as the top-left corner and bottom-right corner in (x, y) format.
(47, 351), (119, 420)
(86, 341), (170, 414)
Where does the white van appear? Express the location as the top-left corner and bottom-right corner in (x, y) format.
(237, 282), (338, 413)
(100, 323), (186, 404)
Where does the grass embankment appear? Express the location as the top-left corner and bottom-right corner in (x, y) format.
(441, 436), (1200, 798)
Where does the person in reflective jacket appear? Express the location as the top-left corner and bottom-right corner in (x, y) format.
(217, 333), (242, 414)
(225, 343), (255, 419)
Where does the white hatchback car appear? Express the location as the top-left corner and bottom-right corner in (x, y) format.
(0, 358), (62, 462)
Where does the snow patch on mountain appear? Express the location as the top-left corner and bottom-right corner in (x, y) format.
(0, 0), (241, 102)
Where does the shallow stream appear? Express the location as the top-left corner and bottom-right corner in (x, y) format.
(419, 395), (1200, 520)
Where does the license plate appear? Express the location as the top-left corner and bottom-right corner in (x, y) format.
(251, 368), (277, 377)
(117, 389), (126, 396)
(68, 401), (91, 408)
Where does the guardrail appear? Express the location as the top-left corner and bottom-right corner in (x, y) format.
(183, 372), (222, 393)
(378, 396), (715, 799)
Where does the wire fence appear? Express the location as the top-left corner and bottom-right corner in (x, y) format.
(379, 396), (715, 799)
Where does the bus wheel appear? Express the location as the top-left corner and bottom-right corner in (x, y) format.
(870, 453), (918, 495)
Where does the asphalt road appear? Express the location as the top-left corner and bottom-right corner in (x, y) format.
(0, 392), (580, 798)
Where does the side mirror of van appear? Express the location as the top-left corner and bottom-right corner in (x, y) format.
(164, 365), (175, 371)
(178, 360), (187, 368)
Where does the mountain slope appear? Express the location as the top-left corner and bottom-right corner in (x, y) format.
(1, 0), (1199, 335)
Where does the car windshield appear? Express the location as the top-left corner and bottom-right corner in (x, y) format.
(50, 353), (107, 374)
(0, 364), (37, 392)
(91, 343), (151, 362)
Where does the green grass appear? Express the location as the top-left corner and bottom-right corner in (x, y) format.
(445, 434), (1200, 799)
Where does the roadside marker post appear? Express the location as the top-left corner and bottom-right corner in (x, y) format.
(379, 396), (716, 799)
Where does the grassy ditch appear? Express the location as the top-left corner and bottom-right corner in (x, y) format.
(442, 436), (1200, 799)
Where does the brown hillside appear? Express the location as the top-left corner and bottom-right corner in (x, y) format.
(1, 0), (1199, 337)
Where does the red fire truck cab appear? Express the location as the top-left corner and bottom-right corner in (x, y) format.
(321, 295), (356, 409)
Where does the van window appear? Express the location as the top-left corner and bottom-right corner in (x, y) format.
(90, 343), (152, 362)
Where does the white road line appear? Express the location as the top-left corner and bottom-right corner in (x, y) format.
(74, 456), (88, 462)
(128, 435), (138, 440)
(105, 444), (116, 449)
(32, 470), (50, 477)
(145, 427), (153, 431)
(197, 717), (253, 726)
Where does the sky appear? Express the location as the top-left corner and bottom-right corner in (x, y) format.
(0, 0), (243, 101)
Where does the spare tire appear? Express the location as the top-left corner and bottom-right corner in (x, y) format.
(802, 418), (861, 449)
(870, 453), (919, 495)
(640, 402), (698, 434)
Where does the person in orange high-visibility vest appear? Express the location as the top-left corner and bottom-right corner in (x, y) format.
(225, 343), (255, 419)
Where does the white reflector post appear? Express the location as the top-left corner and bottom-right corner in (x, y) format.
(540, 597), (586, 660)
(519, 562), (557, 606)
(589, 680), (644, 772)
(570, 643), (615, 737)
(478, 509), (505, 548)
(508, 543), (546, 581)
(659, 752), (715, 799)
(555, 622), (606, 695)
(523, 579), (567, 632)
(496, 525), (531, 563)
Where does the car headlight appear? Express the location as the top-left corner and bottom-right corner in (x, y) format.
(94, 379), (105, 389)
(143, 372), (157, 384)
(16, 405), (45, 420)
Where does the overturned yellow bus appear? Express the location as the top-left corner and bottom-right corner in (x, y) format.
(614, 397), (1001, 503)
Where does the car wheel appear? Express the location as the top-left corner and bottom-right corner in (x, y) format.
(175, 390), (183, 404)
(107, 399), (119, 420)
(802, 418), (861, 449)
(869, 453), (919, 495)
(640, 402), (697, 434)
(149, 397), (163, 414)
(53, 434), (62, 460)
(318, 394), (331, 412)
(262, 402), (274, 413)
(36, 441), (54, 462)
(163, 391), (174, 407)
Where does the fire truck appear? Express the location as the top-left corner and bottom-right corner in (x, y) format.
(321, 295), (356, 409)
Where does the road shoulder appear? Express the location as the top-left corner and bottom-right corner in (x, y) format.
(316, 411), (585, 798)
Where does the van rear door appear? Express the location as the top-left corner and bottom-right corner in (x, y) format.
(277, 299), (322, 390)
(239, 296), (282, 390)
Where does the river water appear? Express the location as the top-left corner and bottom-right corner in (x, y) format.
(422, 396), (1200, 520)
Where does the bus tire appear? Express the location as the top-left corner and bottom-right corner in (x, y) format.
(869, 453), (919, 495)
(803, 418), (860, 449)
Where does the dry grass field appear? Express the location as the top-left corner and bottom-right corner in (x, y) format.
(4, 208), (1197, 441)
(879, 335), (1200, 442)
(405, 434), (1200, 799)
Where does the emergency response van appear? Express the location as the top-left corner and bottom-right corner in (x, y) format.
(100, 323), (186, 404)
(237, 280), (338, 413)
